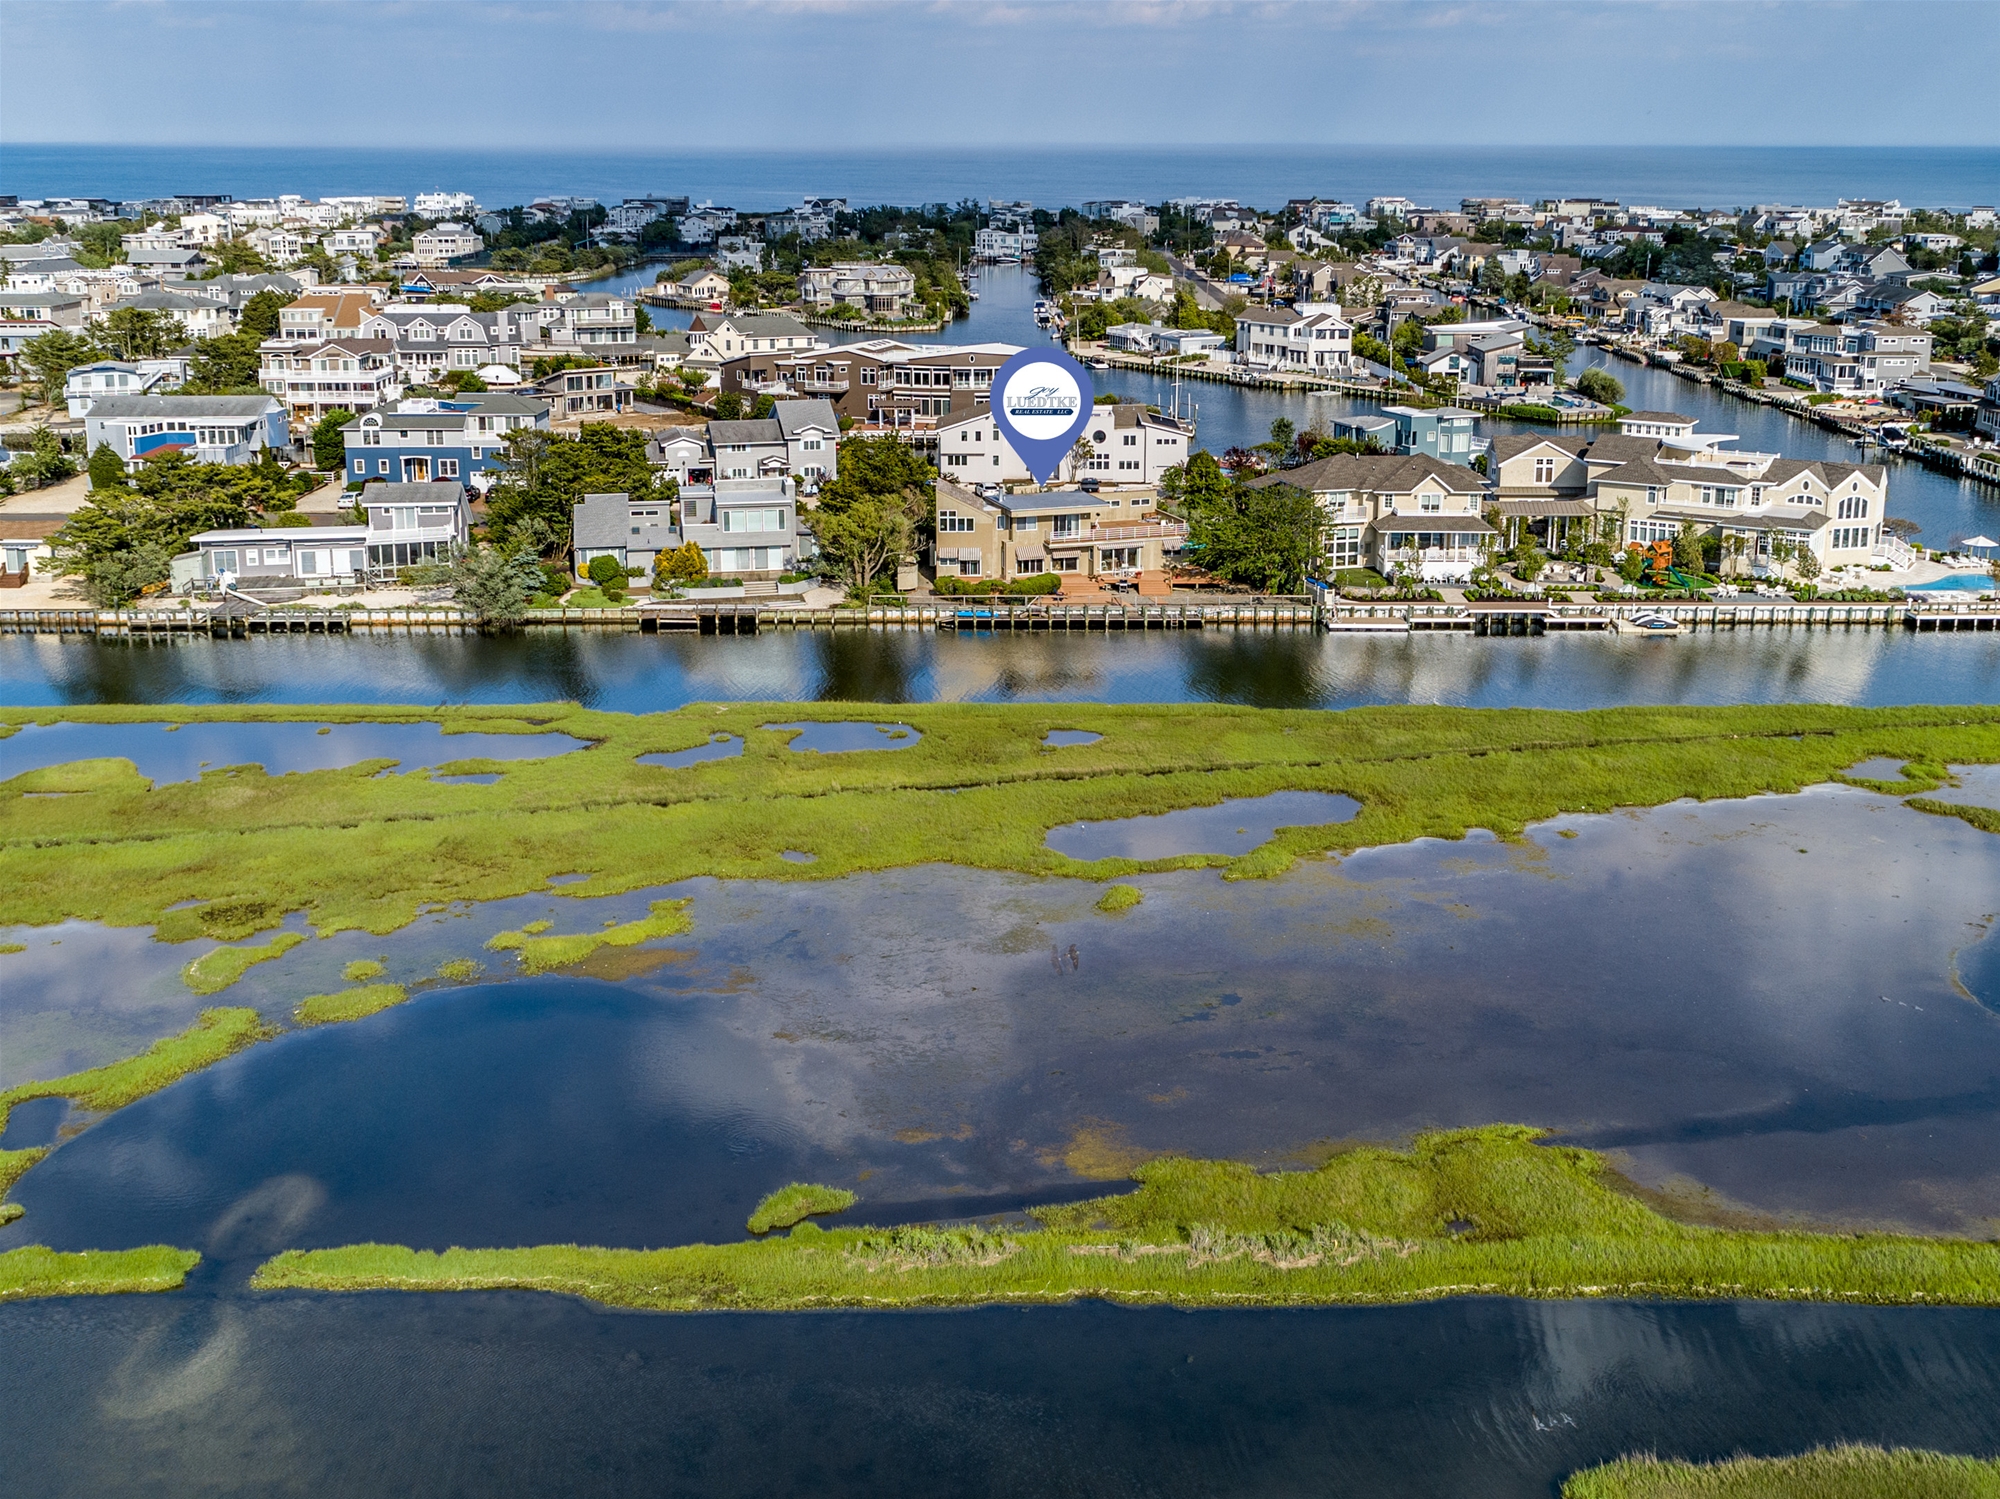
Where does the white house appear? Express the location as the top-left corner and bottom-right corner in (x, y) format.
(64, 359), (185, 418)
(1235, 304), (1353, 373)
(85, 394), (290, 473)
(411, 223), (483, 267)
(936, 403), (1189, 487)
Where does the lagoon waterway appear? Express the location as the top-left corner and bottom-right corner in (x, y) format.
(5, 629), (1999, 711)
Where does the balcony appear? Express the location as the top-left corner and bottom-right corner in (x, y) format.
(795, 377), (850, 393)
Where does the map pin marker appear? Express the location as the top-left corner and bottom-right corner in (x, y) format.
(990, 347), (1095, 486)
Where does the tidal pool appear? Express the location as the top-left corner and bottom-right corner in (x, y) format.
(1042, 729), (1103, 747)
(0, 720), (587, 784)
(764, 720), (921, 753)
(637, 733), (743, 769)
(1046, 789), (1361, 860)
(1929, 763), (2000, 811)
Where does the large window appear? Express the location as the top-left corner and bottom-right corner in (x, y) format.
(937, 509), (976, 533)
(721, 508), (785, 533)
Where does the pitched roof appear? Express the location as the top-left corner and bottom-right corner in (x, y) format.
(1621, 411), (1695, 424)
(773, 399), (838, 437)
(86, 394), (280, 419)
(708, 418), (784, 445)
(1246, 452), (1486, 495)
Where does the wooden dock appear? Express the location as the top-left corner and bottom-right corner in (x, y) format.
(4, 596), (1993, 640)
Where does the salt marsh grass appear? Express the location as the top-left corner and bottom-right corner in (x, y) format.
(253, 1128), (2000, 1314)
(294, 984), (409, 1027)
(1563, 1444), (2000, 1497)
(181, 931), (304, 995)
(747, 1184), (858, 1234)
(0, 1245), (200, 1302)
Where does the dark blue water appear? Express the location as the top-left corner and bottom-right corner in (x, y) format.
(9, 143), (1997, 210)
(766, 720), (921, 753)
(3, 1291), (1998, 1499)
(0, 719), (585, 783)
(1047, 789), (1359, 860)
(5, 629), (1995, 711)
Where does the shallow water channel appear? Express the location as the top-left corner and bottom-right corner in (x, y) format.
(0, 719), (586, 783)
(4, 742), (2000, 1491)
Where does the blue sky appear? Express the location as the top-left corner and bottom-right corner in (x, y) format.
(4, 1), (1996, 149)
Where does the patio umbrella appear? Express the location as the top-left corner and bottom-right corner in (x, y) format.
(1959, 535), (1998, 551)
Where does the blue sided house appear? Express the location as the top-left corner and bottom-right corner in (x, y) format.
(341, 393), (550, 487)
(83, 394), (290, 474)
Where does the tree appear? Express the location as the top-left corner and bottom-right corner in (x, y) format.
(654, 540), (709, 587)
(20, 327), (95, 407)
(1574, 368), (1624, 406)
(184, 332), (264, 393)
(1185, 479), (1322, 594)
(806, 434), (934, 592)
(809, 497), (912, 594)
(750, 393), (777, 419)
(484, 424), (675, 562)
(712, 391), (745, 420)
(237, 288), (295, 341)
(46, 451), (305, 603)
(586, 553), (626, 590)
(1882, 516), (1923, 542)
(449, 544), (542, 624)
(97, 307), (182, 361)
(678, 369), (710, 395)
(1263, 417), (1296, 466)
(1069, 437), (1095, 481)
(1793, 549), (1821, 583)
(88, 442), (128, 492)
(6, 426), (78, 490)
(310, 409), (355, 471)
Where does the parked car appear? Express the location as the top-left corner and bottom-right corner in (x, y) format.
(1078, 477), (1101, 493)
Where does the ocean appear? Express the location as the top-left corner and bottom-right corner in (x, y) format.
(6, 143), (1998, 212)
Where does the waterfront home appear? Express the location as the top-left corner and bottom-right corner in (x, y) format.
(973, 227), (1038, 261)
(1106, 322), (1226, 357)
(260, 339), (402, 420)
(1783, 324), (1933, 395)
(572, 490), (681, 580)
(536, 291), (639, 352)
(64, 359), (185, 418)
(688, 311), (821, 371)
(1234, 304), (1354, 374)
(1247, 452), (1492, 581)
(704, 400), (840, 484)
(796, 262), (920, 318)
(341, 393), (550, 486)
(1381, 406), (1478, 465)
(1595, 454), (1887, 575)
(675, 476), (800, 577)
(929, 478), (1186, 582)
(85, 394), (289, 474)
(666, 267), (731, 307)
(1976, 374), (2000, 442)
(411, 223), (483, 266)
(936, 403), (1190, 488)
(357, 479), (471, 569)
(721, 338), (1021, 430)
(120, 244), (207, 278)
(175, 524), (374, 593)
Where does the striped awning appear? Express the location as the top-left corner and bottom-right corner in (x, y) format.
(1494, 499), (1596, 517)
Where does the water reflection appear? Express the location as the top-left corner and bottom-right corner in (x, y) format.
(9, 784), (1999, 1250)
(0, 720), (585, 783)
(1046, 789), (1359, 860)
(2, 1293), (1996, 1499)
(6, 629), (1995, 710)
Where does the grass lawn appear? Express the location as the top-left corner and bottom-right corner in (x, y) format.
(252, 1127), (2000, 1313)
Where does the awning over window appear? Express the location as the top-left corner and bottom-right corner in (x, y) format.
(1494, 499), (1595, 517)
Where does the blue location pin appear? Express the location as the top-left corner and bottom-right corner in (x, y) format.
(989, 347), (1096, 485)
